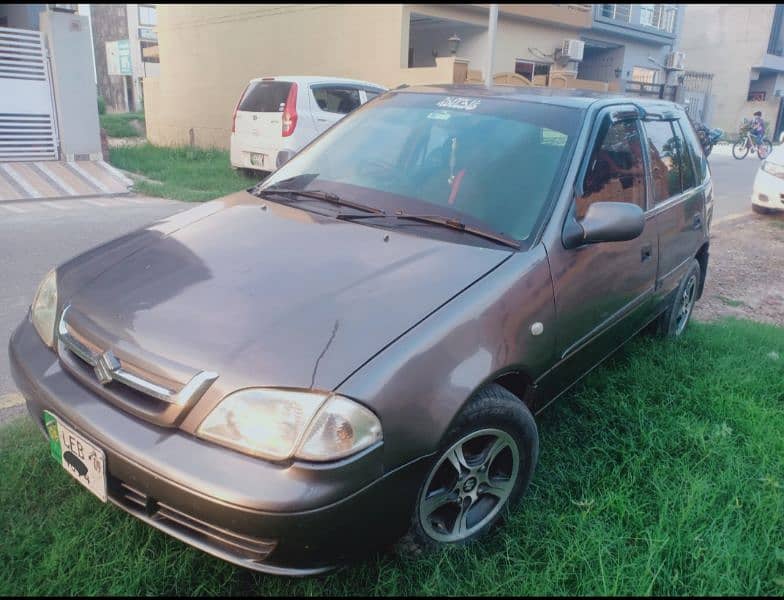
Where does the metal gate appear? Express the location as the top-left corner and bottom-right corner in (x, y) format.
(0, 26), (59, 161)
(679, 71), (714, 123)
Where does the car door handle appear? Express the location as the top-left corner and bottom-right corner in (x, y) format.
(641, 243), (652, 262)
(317, 117), (329, 122)
(692, 214), (702, 230)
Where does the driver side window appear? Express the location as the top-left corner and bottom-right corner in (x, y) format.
(576, 118), (647, 219)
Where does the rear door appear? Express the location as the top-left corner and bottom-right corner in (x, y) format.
(233, 80), (292, 160)
(309, 84), (363, 134)
(642, 115), (708, 305)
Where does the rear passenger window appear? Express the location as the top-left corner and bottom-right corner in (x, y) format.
(312, 87), (362, 114)
(238, 81), (292, 113)
(678, 118), (709, 184)
(577, 118), (646, 219)
(643, 119), (697, 203)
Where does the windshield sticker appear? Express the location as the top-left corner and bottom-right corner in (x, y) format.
(436, 97), (481, 111)
(427, 111), (451, 120)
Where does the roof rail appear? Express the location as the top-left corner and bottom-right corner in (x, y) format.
(395, 84), (409, 90)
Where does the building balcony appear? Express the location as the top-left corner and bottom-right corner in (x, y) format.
(470, 4), (592, 29)
(593, 4), (679, 42)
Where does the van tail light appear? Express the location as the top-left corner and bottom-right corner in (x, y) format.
(232, 84), (250, 134)
(282, 83), (298, 138)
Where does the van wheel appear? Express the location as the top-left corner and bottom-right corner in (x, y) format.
(401, 384), (538, 553)
(657, 259), (701, 339)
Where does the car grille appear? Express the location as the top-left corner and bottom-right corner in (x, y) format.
(56, 305), (217, 427)
(110, 478), (277, 564)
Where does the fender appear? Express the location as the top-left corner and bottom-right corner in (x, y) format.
(337, 246), (557, 471)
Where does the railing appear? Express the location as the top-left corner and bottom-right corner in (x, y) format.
(599, 4), (678, 34)
(600, 3), (632, 22)
(639, 4), (677, 34)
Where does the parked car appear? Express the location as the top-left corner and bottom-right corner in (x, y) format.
(10, 86), (712, 576)
(752, 143), (784, 214)
(229, 75), (386, 175)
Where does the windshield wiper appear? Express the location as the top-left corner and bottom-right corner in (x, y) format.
(337, 212), (520, 249)
(254, 187), (385, 215)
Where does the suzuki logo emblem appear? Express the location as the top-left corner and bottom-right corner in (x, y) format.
(94, 351), (120, 385)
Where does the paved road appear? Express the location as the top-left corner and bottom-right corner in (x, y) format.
(708, 147), (762, 222)
(0, 194), (186, 422)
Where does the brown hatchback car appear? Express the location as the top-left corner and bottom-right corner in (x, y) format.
(10, 85), (711, 576)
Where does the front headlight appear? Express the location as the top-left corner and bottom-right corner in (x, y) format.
(31, 269), (58, 347)
(762, 160), (784, 178)
(196, 389), (382, 462)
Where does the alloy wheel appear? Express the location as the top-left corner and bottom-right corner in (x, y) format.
(419, 428), (519, 543)
(674, 274), (697, 335)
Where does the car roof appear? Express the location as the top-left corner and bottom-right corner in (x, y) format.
(248, 75), (387, 89)
(396, 83), (686, 116)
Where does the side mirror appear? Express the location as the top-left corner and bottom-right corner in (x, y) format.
(563, 201), (645, 249)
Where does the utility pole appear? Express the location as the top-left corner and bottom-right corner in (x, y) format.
(485, 4), (498, 87)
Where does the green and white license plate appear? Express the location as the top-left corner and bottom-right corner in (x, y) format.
(250, 152), (267, 168)
(43, 411), (107, 502)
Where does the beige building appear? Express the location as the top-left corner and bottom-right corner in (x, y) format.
(144, 4), (686, 149)
(680, 3), (784, 138)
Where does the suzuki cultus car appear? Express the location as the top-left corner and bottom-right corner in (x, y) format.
(10, 85), (711, 576)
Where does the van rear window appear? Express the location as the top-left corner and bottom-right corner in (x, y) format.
(238, 81), (292, 113)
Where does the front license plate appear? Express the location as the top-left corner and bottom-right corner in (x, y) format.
(250, 152), (267, 168)
(43, 411), (107, 502)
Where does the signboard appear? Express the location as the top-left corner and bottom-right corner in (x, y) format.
(106, 39), (132, 76)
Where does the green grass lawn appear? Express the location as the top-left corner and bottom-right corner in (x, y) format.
(99, 112), (146, 138)
(108, 144), (259, 202)
(1, 318), (783, 595)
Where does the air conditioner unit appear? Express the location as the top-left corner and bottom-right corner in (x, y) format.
(561, 39), (585, 62)
(665, 51), (685, 70)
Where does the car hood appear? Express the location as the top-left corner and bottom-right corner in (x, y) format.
(61, 191), (512, 393)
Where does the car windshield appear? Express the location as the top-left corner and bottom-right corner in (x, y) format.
(260, 91), (583, 245)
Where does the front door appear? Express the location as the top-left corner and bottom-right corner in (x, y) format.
(541, 107), (658, 398)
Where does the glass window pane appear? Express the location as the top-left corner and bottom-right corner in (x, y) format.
(577, 119), (646, 218)
(238, 81), (293, 113)
(312, 87), (361, 114)
(262, 94), (583, 243)
(643, 120), (681, 203)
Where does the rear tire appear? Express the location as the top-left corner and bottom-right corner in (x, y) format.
(732, 141), (749, 160)
(402, 384), (538, 553)
(656, 259), (701, 339)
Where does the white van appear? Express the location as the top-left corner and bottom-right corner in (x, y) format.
(230, 75), (387, 174)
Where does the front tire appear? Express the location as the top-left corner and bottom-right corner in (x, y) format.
(657, 259), (701, 339)
(752, 203), (776, 215)
(732, 140), (749, 159)
(405, 384), (538, 551)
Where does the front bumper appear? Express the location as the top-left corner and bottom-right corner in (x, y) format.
(751, 168), (784, 211)
(9, 317), (430, 576)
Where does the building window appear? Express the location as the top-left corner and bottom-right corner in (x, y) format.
(138, 5), (157, 27)
(748, 91), (767, 102)
(600, 4), (632, 22)
(514, 60), (550, 83)
(140, 40), (159, 64)
(768, 4), (784, 55)
(631, 67), (659, 84)
(639, 4), (677, 33)
(48, 4), (78, 12)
